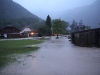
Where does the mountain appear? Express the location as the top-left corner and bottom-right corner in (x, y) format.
(59, 0), (100, 28)
(0, 0), (44, 29)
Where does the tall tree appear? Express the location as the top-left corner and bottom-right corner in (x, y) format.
(78, 20), (86, 31)
(46, 15), (51, 36)
(52, 19), (66, 39)
(70, 19), (78, 32)
(70, 19), (76, 29)
(85, 26), (91, 30)
(79, 20), (83, 25)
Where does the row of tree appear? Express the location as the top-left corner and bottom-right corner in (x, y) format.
(70, 19), (91, 32)
(0, 17), (44, 30)
(37, 16), (93, 38)
(38, 15), (68, 39)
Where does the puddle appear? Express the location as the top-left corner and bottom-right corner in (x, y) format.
(25, 45), (38, 48)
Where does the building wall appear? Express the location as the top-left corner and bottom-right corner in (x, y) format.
(0, 27), (20, 33)
(71, 28), (100, 47)
(0, 26), (39, 38)
(0, 26), (20, 38)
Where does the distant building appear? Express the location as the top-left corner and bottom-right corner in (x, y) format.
(0, 25), (20, 38)
(20, 25), (38, 37)
(0, 25), (39, 38)
(20, 25), (32, 37)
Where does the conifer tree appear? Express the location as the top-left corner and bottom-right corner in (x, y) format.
(46, 15), (51, 36)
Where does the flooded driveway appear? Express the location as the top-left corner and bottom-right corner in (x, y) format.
(0, 36), (100, 75)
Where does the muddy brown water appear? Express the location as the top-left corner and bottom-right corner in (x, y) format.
(0, 36), (100, 75)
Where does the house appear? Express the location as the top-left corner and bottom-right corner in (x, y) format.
(0, 25), (20, 38)
(0, 25), (39, 38)
(20, 25), (38, 37)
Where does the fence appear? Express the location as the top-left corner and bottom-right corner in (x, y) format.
(71, 28), (100, 47)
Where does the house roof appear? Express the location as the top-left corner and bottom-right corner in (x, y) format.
(21, 25), (32, 30)
(71, 28), (100, 34)
(0, 25), (20, 31)
(20, 25), (32, 33)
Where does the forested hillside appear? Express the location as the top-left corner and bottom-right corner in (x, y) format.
(0, 0), (44, 29)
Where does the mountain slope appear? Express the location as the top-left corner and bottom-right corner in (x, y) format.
(0, 0), (44, 29)
(59, 0), (100, 28)
(0, 0), (39, 19)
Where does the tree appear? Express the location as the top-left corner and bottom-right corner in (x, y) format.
(79, 20), (83, 25)
(62, 20), (69, 28)
(85, 26), (91, 30)
(38, 25), (46, 36)
(70, 19), (76, 29)
(52, 19), (66, 39)
(46, 15), (51, 36)
(70, 19), (78, 32)
(78, 20), (86, 31)
(70, 19), (76, 28)
(61, 20), (69, 34)
(38, 25), (49, 37)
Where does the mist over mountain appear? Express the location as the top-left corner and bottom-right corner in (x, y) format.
(58, 0), (100, 28)
(0, 0), (40, 19)
(0, 0), (44, 29)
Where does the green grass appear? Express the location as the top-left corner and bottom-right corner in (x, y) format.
(0, 39), (43, 67)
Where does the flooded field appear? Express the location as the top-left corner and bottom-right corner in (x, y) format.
(0, 36), (100, 75)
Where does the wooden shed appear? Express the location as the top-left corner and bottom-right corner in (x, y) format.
(71, 28), (100, 47)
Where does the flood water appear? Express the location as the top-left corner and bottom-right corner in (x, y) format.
(0, 36), (100, 75)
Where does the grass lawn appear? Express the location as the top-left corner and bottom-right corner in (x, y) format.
(0, 39), (43, 67)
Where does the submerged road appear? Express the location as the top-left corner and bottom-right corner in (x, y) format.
(0, 36), (100, 75)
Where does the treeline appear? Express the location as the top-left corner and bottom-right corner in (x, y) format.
(70, 19), (91, 32)
(38, 15), (69, 38)
(0, 17), (45, 30)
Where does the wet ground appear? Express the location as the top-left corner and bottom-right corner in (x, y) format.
(0, 36), (100, 75)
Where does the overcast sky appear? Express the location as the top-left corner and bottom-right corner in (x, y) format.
(13, 0), (96, 19)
